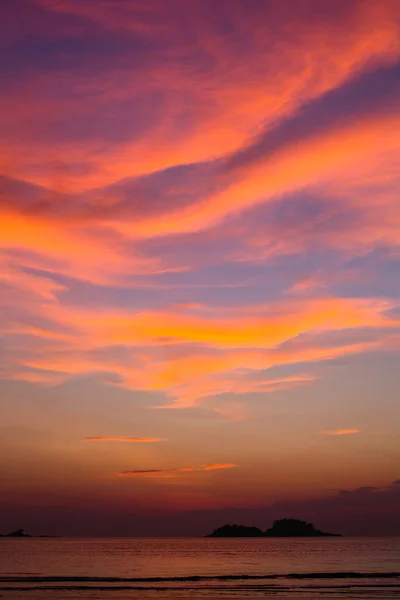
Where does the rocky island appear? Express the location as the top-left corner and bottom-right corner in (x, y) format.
(206, 518), (341, 537)
(207, 524), (265, 537)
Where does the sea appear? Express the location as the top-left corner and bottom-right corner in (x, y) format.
(0, 537), (399, 599)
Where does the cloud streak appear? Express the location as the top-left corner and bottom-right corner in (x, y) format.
(116, 464), (237, 477)
(320, 429), (361, 436)
(83, 437), (164, 443)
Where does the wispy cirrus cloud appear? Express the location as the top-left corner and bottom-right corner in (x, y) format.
(0, 0), (399, 424)
(155, 374), (317, 410)
(5, 0), (399, 191)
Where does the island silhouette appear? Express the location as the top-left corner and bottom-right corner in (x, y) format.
(0, 529), (58, 538)
(206, 518), (341, 537)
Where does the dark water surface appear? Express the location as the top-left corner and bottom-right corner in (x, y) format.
(1, 537), (399, 598)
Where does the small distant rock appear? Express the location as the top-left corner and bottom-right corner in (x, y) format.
(4, 529), (31, 538)
(0, 528), (59, 538)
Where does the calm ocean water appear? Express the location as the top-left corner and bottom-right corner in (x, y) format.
(0, 537), (399, 599)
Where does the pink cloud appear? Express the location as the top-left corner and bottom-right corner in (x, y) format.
(3, 0), (399, 192)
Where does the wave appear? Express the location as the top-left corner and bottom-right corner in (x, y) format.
(1, 571), (400, 584)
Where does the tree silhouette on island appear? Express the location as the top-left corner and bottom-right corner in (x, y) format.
(206, 518), (342, 537)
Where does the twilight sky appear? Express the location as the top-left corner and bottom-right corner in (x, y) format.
(1, 0), (400, 536)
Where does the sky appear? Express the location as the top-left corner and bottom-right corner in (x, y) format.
(1, 0), (400, 537)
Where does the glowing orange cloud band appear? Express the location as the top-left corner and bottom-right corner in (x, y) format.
(83, 437), (165, 443)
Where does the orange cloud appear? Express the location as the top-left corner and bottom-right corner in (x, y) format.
(321, 429), (361, 436)
(4, 297), (398, 412)
(10, 296), (393, 367)
(82, 437), (164, 443)
(0, 201), (185, 287)
(59, 297), (396, 350)
(201, 464), (237, 471)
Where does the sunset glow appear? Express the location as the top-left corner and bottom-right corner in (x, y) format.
(1, 0), (399, 537)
